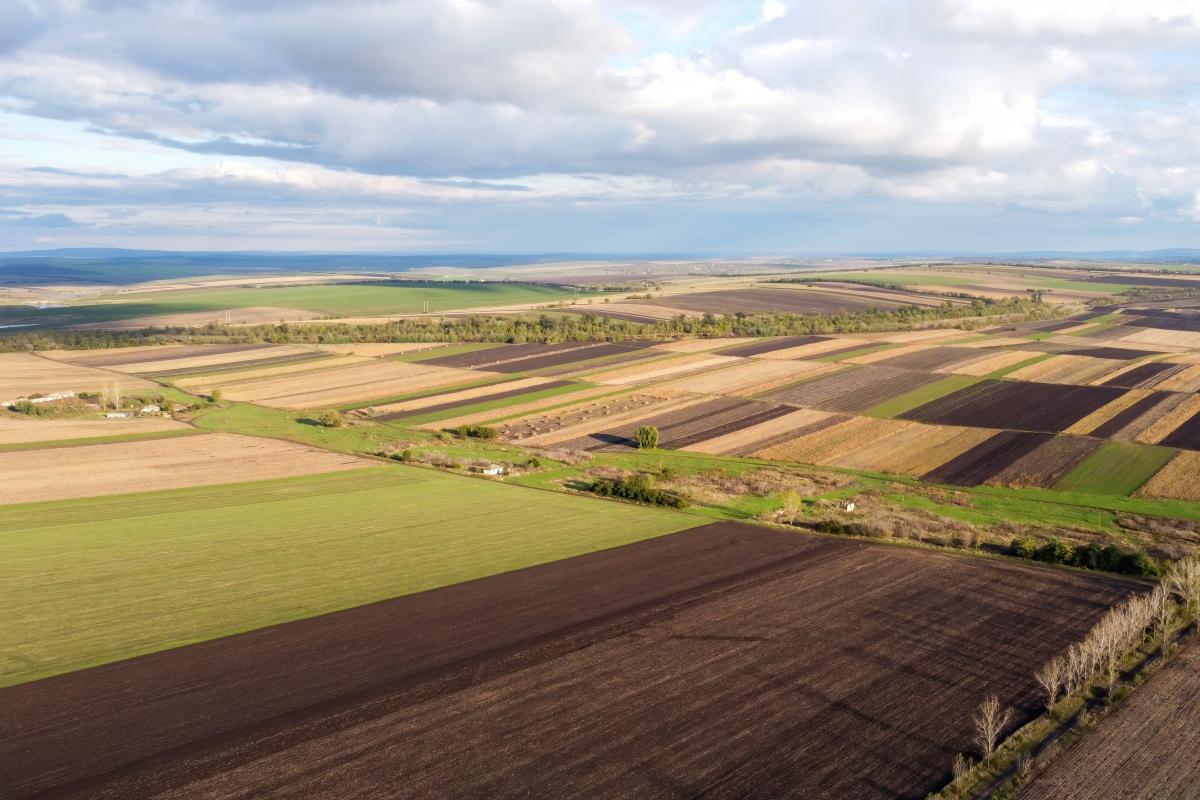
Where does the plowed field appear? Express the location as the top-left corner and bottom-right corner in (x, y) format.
(923, 431), (1055, 486)
(901, 380), (1125, 433)
(762, 366), (942, 412)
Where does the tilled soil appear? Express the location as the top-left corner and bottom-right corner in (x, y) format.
(901, 379), (1126, 433)
(1, 522), (1141, 800)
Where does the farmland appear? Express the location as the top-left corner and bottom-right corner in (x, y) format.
(2, 522), (1140, 800)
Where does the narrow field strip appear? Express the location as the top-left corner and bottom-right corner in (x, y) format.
(0, 427), (203, 453)
(389, 381), (586, 426)
(864, 374), (981, 418)
(1052, 440), (1178, 496)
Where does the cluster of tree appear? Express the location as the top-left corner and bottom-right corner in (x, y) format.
(1009, 536), (1160, 577)
(589, 473), (687, 508)
(1, 296), (1059, 352)
(453, 423), (498, 440)
(634, 425), (659, 449)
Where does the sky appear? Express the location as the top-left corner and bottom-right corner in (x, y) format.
(0, 0), (1198, 253)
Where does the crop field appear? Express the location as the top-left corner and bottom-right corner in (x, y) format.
(422, 384), (619, 430)
(556, 396), (793, 451)
(754, 415), (910, 464)
(1118, 327), (1200, 349)
(0, 522), (1142, 800)
(1160, 407), (1200, 450)
(900, 379), (1125, 432)
(716, 334), (832, 357)
(643, 286), (921, 316)
(589, 353), (742, 385)
(1153, 364), (1200, 392)
(0, 353), (155, 399)
(948, 348), (1047, 376)
(44, 343), (327, 377)
(984, 435), (1104, 489)
(1088, 392), (1177, 440)
(761, 365), (942, 412)
(657, 358), (835, 397)
(20, 281), (583, 328)
(1135, 394), (1200, 444)
(0, 466), (695, 690)
(418, 341), (592, 370)
(922, 431), (1054, 486)
(1021, 640), (1200, 800)
(749, 336), (875, 360)
(41, 343), (273, 368)
(1052, 441), (1178, 496)
(1137, 451), (1200, 502)
(871, 345), (990, 372)
(0, 432), (369, 504)
(210, 359), (491, 409)
(0, 414), (187, 446)
(499, 391), (697, 445)
(369, 376), (560, 417)
(1005, 354), (1127, 385)
(681, 408), (838, 455)
(1099, 361), (1187, 389)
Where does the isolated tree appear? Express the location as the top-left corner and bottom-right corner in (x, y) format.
(318, 409), (343, 428)
(634, 425), (659, 449)
(973, 695), (1013, 759)
(1035, 656), (1066, 713)
(778, 489), (804, 525)
(1167, 558), (1200, 615)
(210, 388), (222, 404)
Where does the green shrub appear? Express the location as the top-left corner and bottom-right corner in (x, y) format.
(634, 425), (659, 449)
(455, 424), (498, 440)
(589, 474), (686, 508)
(318, 409), (343, 428)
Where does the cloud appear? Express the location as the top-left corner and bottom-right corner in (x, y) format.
(0, 0), (1197, 250)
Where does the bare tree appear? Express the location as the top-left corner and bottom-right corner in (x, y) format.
(1065, 642), (1087, 696)
(1035, 656), (1066, 713)
(1150, 584), (1175, 647)
(1167, 558), (1200, 615)
(974, 695), (1013, 759)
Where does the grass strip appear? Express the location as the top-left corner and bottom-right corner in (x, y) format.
(864, 375), (982, 419)
(0, 427), (202, 453)
(814, 343), (899, 362)
(984, 352), (1055, 379)
(386, 342), (503, 363)
(1052, 440), (1178, 496)
(391, 382), (591, 426)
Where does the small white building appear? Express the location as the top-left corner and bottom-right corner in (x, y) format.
(140, 404), (162, 415)
(478, 464), (505, 476)
(105, 411), (130, 419)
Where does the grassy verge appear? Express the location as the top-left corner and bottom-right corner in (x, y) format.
(1053, 441), (1178, 496)
(386, 342), (502, 363)
(865, 375), (981, 418)
(985, 352), (1055, 379)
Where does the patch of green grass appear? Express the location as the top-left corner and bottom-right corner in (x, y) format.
(815, 343), (898, 362)
(0, 427), (202, 453)
(387, 342), (502, 363)
(1052, 441), (1179, 496)
(0, 465), (697, 687)
(192, 402), (409, 453)
(865, 375), (981, 418)
(985, 352), (1055, 379)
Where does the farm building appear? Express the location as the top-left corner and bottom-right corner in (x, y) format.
(477, 464), (506, 476)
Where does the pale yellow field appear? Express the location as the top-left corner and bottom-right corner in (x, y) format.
(651, 337), (757, 353)
(751, 337), (872, 360)
(0, 415), (187, 445)
(956, 337), (1035, 349)
(1119, 328), (1200, 349)
(948, 349), (1044, 376)
(1006, 354), (1125, 385)
(39, 344), (197, 362)
(419, 385), (621, 431)
(0, 353), (154, 400)
(76, 305), (321, 330)
(175, 356), (372, 390)
(587, 353), (741, 386)
(315, 342), (447, 357)
(1154, 364), (1200, 393)
(505, 393), (704, 447)
(98, 345), (316, 374)
(0, 433), (369, 504)
(861, 329), (974, 343)
(847, 425), (997, 476)
(753, 416), (911, 465)
(1137, 451), (1200, 502)
(843, 343), (932, 365)
(214, 361), (491, 409)
(682, 408), (836, 455)
(1066, 390), (1153, 435)
(656, 359), (835, 397)
(1136, 394), (1200, 444)
(371, 377), (554, 415)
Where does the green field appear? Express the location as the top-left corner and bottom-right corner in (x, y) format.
(865, 375), (981, 418)
(11, 281), (582, 327)
(1052, 441), (1178, 496)
(0, 465), (698, 687)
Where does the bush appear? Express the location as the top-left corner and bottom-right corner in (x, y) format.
(209, 388), (222, 403)
(318, 409), (343, 428)
(589, 474), (687, 508)
(10, 399), (47, 416)
(454, 424), (498, 440)
(1010, 535), (1160, 577)
(634, 425), (659, 449)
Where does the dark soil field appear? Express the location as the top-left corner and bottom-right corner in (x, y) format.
(873, 346), (987, 372)
(144, 350), (333, 378)
(488, 341), (657, 374)
(419, 342), (582, 368)
(557, 396), (791, 451)
(649, 287), (911, 315)
(1090, 392), (1174, 439)
(763, 366), (941, 412)
(985, 435), (1103, 488)
(731, 412), (851, 455)
(1100, 362), (1186, 389)
(1062, 346), (1163, 360)
(718, 335), (831, 357)
(1, 522), (1141, 800)
(901, 379), (1126, 432)
(1161, 408), (1200, 450)
(923, 430), (1055, 486)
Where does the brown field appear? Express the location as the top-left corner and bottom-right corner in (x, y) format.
(650, 337), (757, 353)
(872, 346), (991, 372)
(680, 408), (837, 455)
(0, 415), (187, 445)
(985, 435), (1103, 488)
(748, 337), (873, 360)
(657, 358), (836, 397)
(1021, 640), (1200, 800)
(95, 345), (318, 375)
(948, 349), (1045, 376)
(1119, 328), (1200, 349)
(843, 343), (931, 364)
(1006, 355), (1127, 386)
(315, 342), (448, 357)
(1066, 389), (1153, 435)
(419, 385), (620, 431)
(762, 365), (941, 412)
(1, 522), (1139, 800)
(835, 422), (998, 476)
(500, 391), (700, 446)
(1135, 394), (1200, 444)
(75, 305), (322, 330)
(174, 355), (372, 390)
(0, 433), (368, 504)
(39, 343), (271, 367)
(588, 353), (742, 386)
(370, 376), (555, 415)
(901, 380), (1124, 433)
(860, 328), (975, 343)
(1136, 450), (1200, 502)
(212, 360), (492, 409)
(1154, 363), (1200, 392)
(754, 415), (910, 464)
(0, 353), (155, 400)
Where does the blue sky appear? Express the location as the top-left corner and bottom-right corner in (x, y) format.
(0, 0), (1198, 253)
